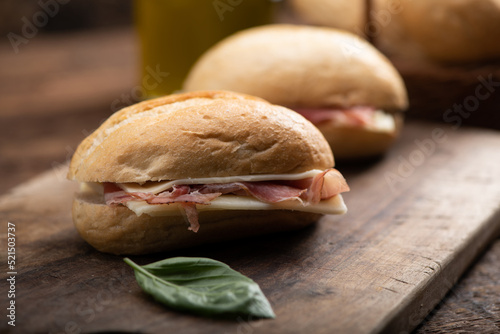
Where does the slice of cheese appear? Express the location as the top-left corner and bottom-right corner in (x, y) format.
(370, 110), (396, 133)
(118, 169), (326, 195)
(124, 194), (347, 217)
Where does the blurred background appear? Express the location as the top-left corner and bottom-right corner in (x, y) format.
(0, 0), (135, 192)
(0, 0), (282, 192)
(0, 1), (499, 333)
(0, 0), (133, 32)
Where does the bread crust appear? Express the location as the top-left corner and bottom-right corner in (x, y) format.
(72, 190), (322, 255)
(317, 113), (403, 159)
(183, 25), (408, 112)
(68, 90), (333, 183)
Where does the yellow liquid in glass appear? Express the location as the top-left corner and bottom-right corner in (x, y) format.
(135, 0), (277, 98)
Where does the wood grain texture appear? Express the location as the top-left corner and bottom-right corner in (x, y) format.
(391, 57), (500, 130)
(0, 28), (137, 194)
(0, 28), (137, 118)
(1, 27), (500, 334)
(1, 122), (499, 334)
(415, 241), (500, 334)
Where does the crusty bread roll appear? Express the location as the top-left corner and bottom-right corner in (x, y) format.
(68, 90), (348, 255)
(73, 189), (321, 255)
(68, 90), (332, 183)
(183, 25), (408, 159)
(374, 0), (500, 63)
(289, 0), (366, 35)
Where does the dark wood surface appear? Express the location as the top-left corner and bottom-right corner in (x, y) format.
(393, 58), (500, 131)
(1, 28), (500, 334)
(1, 120), (500, 334)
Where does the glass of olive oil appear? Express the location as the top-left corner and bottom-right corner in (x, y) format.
(135, 0), (279, 98)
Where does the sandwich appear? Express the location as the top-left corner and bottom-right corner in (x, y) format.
(183, 24), (408, 160)
(67, 91), (349, 255)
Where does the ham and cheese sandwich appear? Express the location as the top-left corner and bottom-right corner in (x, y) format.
(67, 90), (349, 255)
(183, 24), (409, 160)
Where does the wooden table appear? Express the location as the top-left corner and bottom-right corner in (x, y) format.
(1, 28), (499, 333)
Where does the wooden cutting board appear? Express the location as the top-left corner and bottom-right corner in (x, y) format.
(1, 121), (500, 334)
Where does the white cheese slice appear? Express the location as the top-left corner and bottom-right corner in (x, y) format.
(118, 169), (325, 195)
(124, 194), (347, 217)
(370, 110), (396, 133)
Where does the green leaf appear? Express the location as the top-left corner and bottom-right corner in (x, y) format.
(124, 257), (276, 319)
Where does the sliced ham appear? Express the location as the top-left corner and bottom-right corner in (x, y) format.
(295, 106), (375, 127)
(104, 183), (155, 205)
(284, 169), (350, 203)
(103, 169), (349, 233)
(181, 203), (200, 233)
(240, 182), (306, 203)
(316, 169), (350, 200)
(304, 169), (327, 204)
(155, 185), (190, 198)
(196, 183), (244, 195)
(148, 192), (221, 205)
(104, 183), (137, 205)
(197, 182), (305, 203)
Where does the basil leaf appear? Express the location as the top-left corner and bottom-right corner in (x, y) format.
(124, 257), (275, 319)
